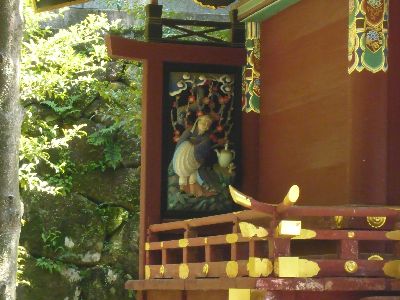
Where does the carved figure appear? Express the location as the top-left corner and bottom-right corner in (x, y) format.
(172, 114), (215, 197)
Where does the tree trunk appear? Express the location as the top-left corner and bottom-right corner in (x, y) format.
(0, 0), (24, 299)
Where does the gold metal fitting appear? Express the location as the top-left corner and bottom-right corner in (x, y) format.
(145, 242), (150, 250)
(226, 233), (238, 244)
(239, 222), (268, 238)
(383, 260), (400, 279)
(348, 231), (355, 238)
(145, 265), (151, 279)
(179, 263), (189, 279)
(283, 185), (300, 206)
(334, 216), (344, 229)
(386, 230), (400, 240)
(229, 185), (252, 208)
(202, 263), (209, 276)
(277, 220), (302, 237)
(368, 254), (384, 261)
(159, 265), (165, 276)
(344, 260), (358, 273)
(179, 239), (189, 248)
(247, 257), (273, 277)
(226, 261), (239, 278)
(274, 257), (319, 278)
(291, 229), (316, 240)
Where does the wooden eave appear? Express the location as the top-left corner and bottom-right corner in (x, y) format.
(105, 35), (246, 65)
(236, 0), (301, 22)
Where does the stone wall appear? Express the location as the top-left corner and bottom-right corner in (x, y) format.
(17, 60), (141, 300)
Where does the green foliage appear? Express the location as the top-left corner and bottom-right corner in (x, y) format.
(35, 257), (64, 274)
(20, 4), (143, 193)
(41, 227), (65, 253)
(19, 118), (86, 195)
(17, 246), (31, 287)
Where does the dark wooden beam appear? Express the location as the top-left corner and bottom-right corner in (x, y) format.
(105, 34), (246, 65)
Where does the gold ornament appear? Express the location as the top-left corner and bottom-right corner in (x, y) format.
(367, 216), (386, 228)
(344, 260), (358, 273)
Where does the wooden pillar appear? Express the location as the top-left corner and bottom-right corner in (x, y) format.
(387, 0), (400, 206)
(230, 9), (245, 47)
(145, 4), (162, 42)
(139, 59), (163, 279)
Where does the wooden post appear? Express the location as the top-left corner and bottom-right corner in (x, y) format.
(230, 9), (245, 47)
(231, 219), (239, 261)
(339, 240), (359, 260)
(145, 4), (163, 42)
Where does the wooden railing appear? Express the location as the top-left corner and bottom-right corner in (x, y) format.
(143, 186), (400, 281)
(145, 4), (245, 47)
